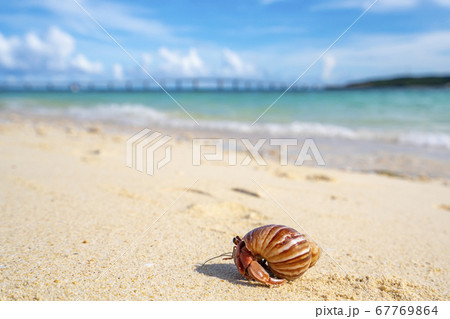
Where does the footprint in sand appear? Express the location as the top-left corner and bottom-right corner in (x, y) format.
(88, 149), (101, 155)
(231, 188), (260, 198)
(186, 188), (213, 197)
(437, 204), (450, 211)
(34, 126), (46, 136)
(306, 174), (334, 182)
(169, 187), (212, 197)
(80, 149), (103, 163)
(272, 168), (336, 183)
(13, 176), (44, 192)
(186, 202), (268, 221)
(86, 126), (101, 134)
(102, 185), (157, 203)
(273, 168), (303, 180)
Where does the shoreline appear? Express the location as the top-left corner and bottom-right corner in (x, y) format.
(0, 116), (449, 300)
(2, 110), (450, 180)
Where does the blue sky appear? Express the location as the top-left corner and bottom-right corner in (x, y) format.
(1, 0), (450, 84)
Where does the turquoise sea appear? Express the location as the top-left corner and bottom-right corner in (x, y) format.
(1, 89), (450, 150)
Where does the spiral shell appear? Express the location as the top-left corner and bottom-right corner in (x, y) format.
(242, 224), (320, 280)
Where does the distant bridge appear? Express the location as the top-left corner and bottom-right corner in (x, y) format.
(0, 77), (319, 93)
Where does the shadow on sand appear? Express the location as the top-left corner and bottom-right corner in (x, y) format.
(195, 263), (265, 287)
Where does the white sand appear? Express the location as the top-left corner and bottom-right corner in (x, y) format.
(0, 119), (449, 300)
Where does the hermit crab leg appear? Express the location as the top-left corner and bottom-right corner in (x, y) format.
(233, 241), (246, 276)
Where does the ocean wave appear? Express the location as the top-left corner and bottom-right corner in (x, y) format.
(3, 102), (450, 150)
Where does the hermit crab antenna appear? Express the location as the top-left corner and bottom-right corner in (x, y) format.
(201, 252), (233, 267)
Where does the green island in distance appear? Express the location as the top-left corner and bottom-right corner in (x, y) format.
(335, 75), (450, 89)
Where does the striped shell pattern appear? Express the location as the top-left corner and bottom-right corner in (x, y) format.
(243, 225), (321, 280)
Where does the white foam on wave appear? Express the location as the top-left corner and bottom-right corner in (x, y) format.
(65, 103), (169, 125)
(4, 102), (450, 150)
(396, 132), (450, 149)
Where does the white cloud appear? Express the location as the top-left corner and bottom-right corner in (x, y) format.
(46, 27), (75, 60)
(237, 25), (304, 36)
(260, 0), (283, 5)
(158, 47), (207, 76)
(116, 47), (260, 79)
(141, 53), (152, 68)
(0, 34), (20, 68)
(24, 0), (176, 41)
(71, 54), (103, 74)
(322, 55), (336, 81)
(314, 0), (418, 11)
(25, 33), (47, 54)
(432, 0), (450, 7)
(373, 0), (420, 10)
(242, 29), (450, 84)
(0, 27), (103, 76)
(322, 30), (450, 83)
(314, 0), (450, 11)
(113, 63), (123, 80)
(222, 49), (256, 77)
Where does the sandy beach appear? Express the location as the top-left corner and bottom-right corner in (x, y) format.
(0, 116), (449, 301)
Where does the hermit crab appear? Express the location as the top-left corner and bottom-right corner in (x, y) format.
(231, 224), (321, 285)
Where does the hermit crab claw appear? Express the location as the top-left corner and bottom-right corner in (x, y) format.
(232, 236), (286, 286)
(247, 260), (286, 285)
